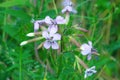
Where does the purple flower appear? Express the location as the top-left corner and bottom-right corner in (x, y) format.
(80, 41), (97, 60)
(34, 20), (45, 32)
(84, 66), (97, 78)
(62, 6), (77, 14)
(62, 0), (77, 14)
(42, 30), (61, 49)
(44, 16), (66, 34)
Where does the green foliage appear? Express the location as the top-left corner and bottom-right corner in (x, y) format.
(0, 0), (120, 80)
(0, 0), (28, 8)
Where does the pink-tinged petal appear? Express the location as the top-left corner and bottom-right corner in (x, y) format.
(62, 6), (72, 13)
(42, 31), (49, 39)
(48, 25), (58, 34)
(80, 44), (91, 51)
(81, 43), (91, 55)
(43, 41), (51, 49)
(52, 41), (59, 49)
(34, 22), (39, 31)
(53, 33), (61, 40)
(45, 16), (53, 25)
(62, 8), (66, 13)
(55, 16), (66, 24)
(81, 50), (89, 55)
(34, 20), (45, 31)
(87, 54), (92, 60)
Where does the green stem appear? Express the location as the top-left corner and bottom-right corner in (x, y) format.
(93, 32), (103, 46)
(19, 48), (22, 80)
(49, 50), (56, 68)
(91, 23), (96, 41)
(52, 0), (58, 14)
(3, 8), (7, 42)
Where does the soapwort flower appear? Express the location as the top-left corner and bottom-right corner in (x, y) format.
(80, 41), (97, 60)
(84, 66), (97, 78)
(44, 16), (66, 34)
(62, 0), (77, 14)
(42, 30), (61, 49)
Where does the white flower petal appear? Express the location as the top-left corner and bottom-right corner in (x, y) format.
(80, 43), (92, 55)
(87, 54), (92, 60)
(43, 41), (51, 49)
(62, 6), (72, 13)
(52, 41), (59, 49)
(90, 66), (96, 70)
(48, 25), (58, 34)
(62, 8), (66, 13)
(84, 73), (87, 78)
(45, 16), (53, 25)
(42, 31), (49, 39)
(80, 44), (91, 50)
(55, 16), (66, 24)
(88, 41), (92, 48)
(53, 33), (61, 40)
(34, 22), (39, 31)
(91, 70), (97, 73)
(81, 50), (89, 55)
(34, 20), (44, 31)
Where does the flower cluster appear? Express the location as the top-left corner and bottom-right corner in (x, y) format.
(33, 16), (66, 49)
(44, 16), (66, 34)
(20, 0), (99, 79)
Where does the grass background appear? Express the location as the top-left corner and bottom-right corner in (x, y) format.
(0, 0), (120, 80)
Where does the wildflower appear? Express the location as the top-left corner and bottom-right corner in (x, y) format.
(34, 20), (45, 32)
(84, 66), (97, 78)
(61, 0), (77, 14)
(80, 41), (97, 60)
(44, 16), (66, 34)
(42, 30), (61, 49)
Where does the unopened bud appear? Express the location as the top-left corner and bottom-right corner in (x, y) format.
(26, 33), (35, 37)
(20, 41), (28, 46)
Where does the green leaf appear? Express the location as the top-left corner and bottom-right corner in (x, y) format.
(0, 0), (28, 8)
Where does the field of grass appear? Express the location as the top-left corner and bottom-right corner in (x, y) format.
(0, 0), (120, 80)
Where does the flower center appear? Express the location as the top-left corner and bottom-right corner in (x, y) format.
(47, 37), (54, 43)
(91, 48), (97, 53)
(87, 71), (93, 74)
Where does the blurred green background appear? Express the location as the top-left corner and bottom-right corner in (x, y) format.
(0, 0), (120, 80)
